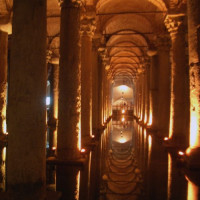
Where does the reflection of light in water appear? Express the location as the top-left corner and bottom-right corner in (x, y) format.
(88, 151), (92, 189)
(0, 147), (6, 191)
(167, 153), (172, 200)
(75, 171), (80, 200)
(119, 137), (126, 143)
(148, 135), (152, 167)
(121, 117), (125, 122)
(186, 176), (199, 200)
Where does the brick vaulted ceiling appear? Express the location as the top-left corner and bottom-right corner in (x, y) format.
(0, 0), (186, 85)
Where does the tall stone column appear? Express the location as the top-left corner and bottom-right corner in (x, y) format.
(156, 35), (171, 137)
(47, 64), (59, 157)
(144, 62), (150, 126)
(57, 0), (82, 160)
(165, 14), (189, 147)
(98, 47), (107, 128)
(187, 0), (200, 157)
(7, 0), (46, 198)
(0, 31), (8, 136)
(148, 55), (159, 130)
(80, 15), (96, 146)
(92, 38), (100, 137)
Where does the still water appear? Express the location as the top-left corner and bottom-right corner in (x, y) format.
(1, 118), (200, 199)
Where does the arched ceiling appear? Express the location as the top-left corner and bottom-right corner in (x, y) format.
(95, 0), (169, 86)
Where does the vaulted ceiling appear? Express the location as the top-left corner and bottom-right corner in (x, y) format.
(0, 0), (186, 86)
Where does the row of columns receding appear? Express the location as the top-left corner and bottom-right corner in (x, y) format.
(0, 0), (112, 198)
(0, 0), (200, 198)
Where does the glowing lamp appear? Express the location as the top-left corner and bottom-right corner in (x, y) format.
(121, 109), (125, 114)
(164, 137), (169, 141)
(81, 148), (86, 153)
(91, 135), (95, 138)
(178, 151), (184, 156)
(52, 147), (56, 150)
(121, 117), (125, 122)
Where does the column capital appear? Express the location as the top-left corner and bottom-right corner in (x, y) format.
(164, 14), (185, 36)
(80, 16), (96, 38)
(46, 50), (53, 64)
(58, 0), (85, 8)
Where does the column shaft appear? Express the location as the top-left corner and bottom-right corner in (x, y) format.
(81, 17), (95, 145)
(187, 0), (200, 148)
(149, 55), (159, 129)
(7, 0), (46, 198)
(57, 1), (81, 159)
(157, 36), (171, 137)
(165, 15), (189, 146)
(0, 31), (8, 135)
(48, 64), (59, 156)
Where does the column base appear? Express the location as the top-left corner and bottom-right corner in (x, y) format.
(162, 136), (187, 151)
(185, 147), (200, 169)
(47, 156), (86, 167)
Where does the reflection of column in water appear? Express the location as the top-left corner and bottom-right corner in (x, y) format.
(167, 153), (172, 200)
(0, 147), (6, 191)
(147, 135), (152, 168)
(56, 166), (80, 200)
(167, 153), (187, 200)
(186, 176), (199, 200)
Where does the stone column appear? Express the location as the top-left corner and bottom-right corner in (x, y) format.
(80, 15), (96, 146)
(7, 0), (46, 198)
(186, 0), (200, 158)
(144, 61), (150, 126)
(165, 14), (189, 147)
(47, 64), (59, 157)
(57, 0), (82, 160)
(156, 35), (171, 137)
(92, 38), (100, 137)
(98, 47), (107, 128)
(148, 55), (159, 130)
(0, 31), (8, 136)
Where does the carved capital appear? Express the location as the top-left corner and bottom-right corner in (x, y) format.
(58, 0), (85, 8)
(46, 50), (53, 63)
(80, 16), (96, 38)
(164, 14), (185, 36)
(98, 46), (107, 60)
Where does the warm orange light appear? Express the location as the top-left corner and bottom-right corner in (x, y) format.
(178, 151), (184, 156)
(2, 119), (7, 134)
(164, 137), (169, 141)
(121, 109), (125, 114)
(147, 94), (153, 126)
(52, 147), (56, 150)
(119, 85), (129, 92)
(81, 148), (86, 153)
(75, 171), (80, 200)
(168, 153), (172, 199)
(186, 175), (199, 200)
(190, 114), (198, 147)
(91, 135), (95, 138)
(121, 117), (125, 122)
